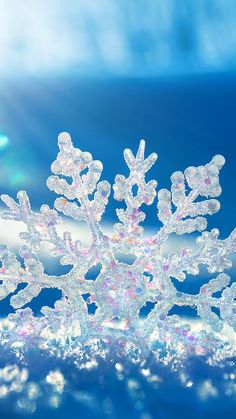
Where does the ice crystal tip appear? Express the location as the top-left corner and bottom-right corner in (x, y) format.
(58, 131), (72, 148)
(0, 132), (235, 357)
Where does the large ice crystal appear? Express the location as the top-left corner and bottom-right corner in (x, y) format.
(0, 133), (235, 357)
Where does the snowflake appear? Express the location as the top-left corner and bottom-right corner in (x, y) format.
(0, 132), (235, 357)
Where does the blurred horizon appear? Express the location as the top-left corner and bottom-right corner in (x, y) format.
(1, 0), (236, 78)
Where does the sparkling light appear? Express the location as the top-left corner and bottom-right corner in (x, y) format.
(0, 133), (10, 150)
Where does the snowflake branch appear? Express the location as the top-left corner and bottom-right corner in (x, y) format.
(112, 139), (157, 250)
(47, 132), (110, 243)
(176, 273), (236, 332)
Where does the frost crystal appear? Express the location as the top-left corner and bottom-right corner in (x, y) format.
(0, 132), (235, 357)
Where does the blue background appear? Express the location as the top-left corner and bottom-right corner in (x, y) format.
(0, 73), (235, 234)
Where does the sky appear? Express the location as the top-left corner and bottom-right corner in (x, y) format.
(1, 0), (236, 77)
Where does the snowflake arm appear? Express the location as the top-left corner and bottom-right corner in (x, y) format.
(47, 132), (110, 243)
(113, 140), (157, 247)
(172, 227), (236, 281)
(155, 155), (225, 243)
(176, 273), (236, 332)
(0, 190), (79, 263)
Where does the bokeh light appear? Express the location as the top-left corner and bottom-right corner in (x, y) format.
(0, 132), (10, 150)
